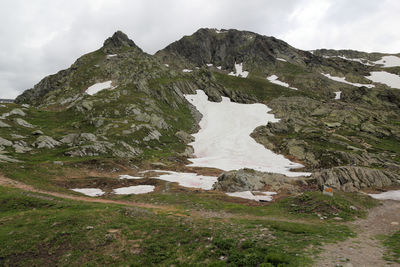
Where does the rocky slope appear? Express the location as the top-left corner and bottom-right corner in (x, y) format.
(2, 28), (400, 191)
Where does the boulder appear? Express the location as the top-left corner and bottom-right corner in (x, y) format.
(14, 118), (34, 128)
(9, 108), (26, 117)
(33, 136), (61, 149)
(213, 168), (307, 193)
(175, 130), (194, 143)
(32, 130), (44, 135)
(312, 166), (400, 192)
(0, 137), (12, 147)
(60, 133), (97, 145)
(0, 120), (10, 128)
(12, 141), (32, 153)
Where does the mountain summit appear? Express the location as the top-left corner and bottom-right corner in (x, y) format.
(102, 30), (141, 53)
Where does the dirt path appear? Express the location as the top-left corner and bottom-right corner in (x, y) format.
(0, 175), (180, 214)
(314, 200), (400, 267)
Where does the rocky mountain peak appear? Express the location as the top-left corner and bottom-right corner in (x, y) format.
(102, 30), (140, 53)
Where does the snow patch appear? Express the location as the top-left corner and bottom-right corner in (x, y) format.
(374, 56), (400, 67)
(71, 188), (105, 197)
(369, 190), (400, 201)
(106, 54), (117, 59)
(334, 91), (341, 100)
(226, 191), (277, 202)
(366, 71), (400, 89)
(85, 81), (115, 95)
(164, 64), (169, 67)
(228, 62), (249, 78)
(322, 73), (375, 88)
(337, 56), (375, 66)
(267, 75), (298, 90)
(113, 185), (155, 195)
(217, 66), (222, 70)
(147, 170), (217, 190)
(182, 69), (193, 73)
(276, 58), (287, 62)
(206, 63), (213, 67)
(119, 175), (143, 180)
(184, 90), (310, 177)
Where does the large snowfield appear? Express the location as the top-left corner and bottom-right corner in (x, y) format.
(184, 90), (310, 177)
(366, 71), (400, 89)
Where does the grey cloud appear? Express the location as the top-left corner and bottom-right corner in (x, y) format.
(0, 0), (399, 98)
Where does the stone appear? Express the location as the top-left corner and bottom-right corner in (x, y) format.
(12, 141), (32, 153)
(324, 122), (341, 128)
(313, 166), (400, 192)
(0, 120), (10, 128)
(32, 130), (44, 135)
(14, 118), (34, 128)
(213, 168), (307, 192)
(143, 130), (161, 141)
(0, 137), (12, 147)
(175, 130), (194, 143)
(0, 154), (21, 163)
(9, 108), (26, 117)
(33, 136), (61, 149)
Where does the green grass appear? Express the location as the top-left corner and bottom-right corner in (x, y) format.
(383, 231), (400, 263)
(0, 186), (360, 266)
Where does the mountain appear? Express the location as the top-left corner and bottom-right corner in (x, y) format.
(1, 28), (400, 266)
(5, 28), (400, 185)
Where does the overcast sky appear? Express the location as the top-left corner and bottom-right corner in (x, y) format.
(1, 0), (399, 99)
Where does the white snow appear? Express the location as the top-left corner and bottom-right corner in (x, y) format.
(334, 91), (341, 100)
(106, 54), (117, 58)
(369, 190), (400, 201)
(113, 185), (155, 195)
(337, 56), (375, 66)
(267, 75), (298, 90)
(366, 71), (400, 89)
(276, 58), (287, 62)
(119, 174), (143, 180)
(184, 90), (310, 177)
(182, 69), (193, 73)
(71, 188), (105, 197)
(147, 170), (217, 190)
(164, 64), (169, 67)
(374, 56), (400, 67)
(322, 73), (375, 88)
(217, 66), (222, 70)
(85, 81), (115, 95)
(206, 63), (213, 67)
(228, 62), (249, 78)
(226, 191), (277, 202)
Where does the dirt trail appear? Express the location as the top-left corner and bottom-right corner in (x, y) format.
(0, 175), (180, 213)
(314, 200), (400, 267)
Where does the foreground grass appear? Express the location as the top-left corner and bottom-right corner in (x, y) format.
(383, 231), (400, 263)
(0, 183), (375, 266)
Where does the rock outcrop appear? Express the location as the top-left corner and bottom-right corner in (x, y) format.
(313, 166), (400, 192)
(213, 168), (308, 193)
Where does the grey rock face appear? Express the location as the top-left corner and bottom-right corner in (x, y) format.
(313, 166), (400, 192)
(60, 133), (97, 145)
(0, 120), (10, 128)
(143, 130), (161, 141)
(14, 118), (34, 128)
(9, 108), (26, 117)
(0, 137), (12, 147)
(213, 168), (307, 193)
(32, 130), (44, 135)
(33, 136), (61, 149)
(13, 141), (32, 153)
(0, 154), (21, 163)
(175, 130), (194, 143)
